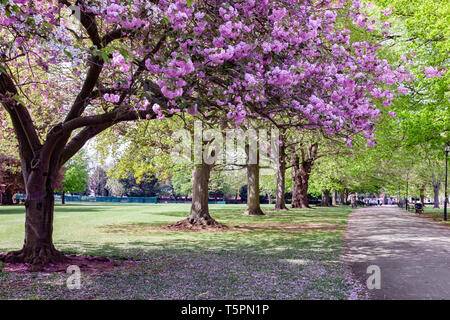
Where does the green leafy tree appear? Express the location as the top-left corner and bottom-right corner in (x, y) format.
(58, 151), (89, 204)
(105, 177), (125, 197)
(170, 164), (193, 199)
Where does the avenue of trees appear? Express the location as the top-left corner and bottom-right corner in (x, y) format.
(0, 0), (447, 268)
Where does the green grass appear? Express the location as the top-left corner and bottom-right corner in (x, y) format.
(0, 203), (367, 300)
(419, 206), (450, 225)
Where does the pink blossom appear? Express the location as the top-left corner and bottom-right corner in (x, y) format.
(388, 111), (397, 118)
(382, 8), (393, 16)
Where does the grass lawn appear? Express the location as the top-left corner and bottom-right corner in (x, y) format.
(418, 206), (450, 226)
(0, 203), (367, 300)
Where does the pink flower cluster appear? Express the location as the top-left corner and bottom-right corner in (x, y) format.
(104, 93), (120, 103)
(0, 0), (418, 144)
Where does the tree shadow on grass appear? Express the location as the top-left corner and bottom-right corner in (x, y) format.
(40, 236), (356, 300)
(0, 205), (25, 215)
(0, 204), (115, 215)
(55, 228), (343, 260)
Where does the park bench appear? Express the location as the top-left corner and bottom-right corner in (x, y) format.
(414, 203), (424, 214)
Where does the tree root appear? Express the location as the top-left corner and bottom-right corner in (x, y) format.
(273, 204), (289, 211)
(165, 217), (229, 231)
(244, 207), (265, 216)
(291, 204), (312, 209)
(0, 244), (66, 271)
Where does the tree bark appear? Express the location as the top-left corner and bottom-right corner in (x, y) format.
(340, 191), (346, 205)
(291, 153), (316, 208)
(62, 191), (65, 205)
(1, 174), (64, 268)
(433, 182), (440, 208)
(244, 163), (264, 215)
(291, 158), (310, 209)
(291, 143), (318, 209)
(432, 172), (440, 208)
(274, 142), (287, 210)
(187, 163), (217, 225)
(332, 190), (337, 206)
(321, 189), (331, 206)
(419, 186), (425, 205)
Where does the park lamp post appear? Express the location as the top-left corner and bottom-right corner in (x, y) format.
(406, 167), (410, 211)
(444, 146), (450, 222)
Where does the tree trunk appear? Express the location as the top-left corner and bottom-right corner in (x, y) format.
(291, 144), (318, 209)
(419, 186), (425, 205)
(244, 163), (264, 215)
(1, 180), (64, 268)
(62, 190), (65, 205)
(340, 191), (346, 205)
(275, 142), (288, 210)
(187, 163), (218, 225)
(433, 181), (440, 208)
(321, 189), (331, 206)
(291, 155), (312, 209)
(332, 190), (337, 206)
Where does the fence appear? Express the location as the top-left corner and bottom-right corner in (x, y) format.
(15, 194), (158, 204)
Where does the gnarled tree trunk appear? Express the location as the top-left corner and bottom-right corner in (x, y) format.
(1, 166), (64, 268)
(291, 143), (318, 209)
(188, 163), (217, 225)
(275, 142), (287, 210)
(244, 163), (264, 215)
(291, 157), (310, 208)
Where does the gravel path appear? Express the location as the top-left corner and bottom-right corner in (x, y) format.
(345, 205), (450, 299)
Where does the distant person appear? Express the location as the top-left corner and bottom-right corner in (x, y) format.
(351, 195), (357, 208)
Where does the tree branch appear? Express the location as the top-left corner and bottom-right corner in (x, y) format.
(0, 71), (41, 157)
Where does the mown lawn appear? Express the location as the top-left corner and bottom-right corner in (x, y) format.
(0, 203), (367, 300)
(419, 206), (450, 225)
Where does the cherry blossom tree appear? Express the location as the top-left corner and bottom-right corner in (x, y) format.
(1, 0), (411, 266)
(0, 154), (23, 205)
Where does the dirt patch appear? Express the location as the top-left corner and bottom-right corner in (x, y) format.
(234, 222), (340, 232)
(98, 223), (158, 235)
(98, 221), (339, 234)
(162, 218), (233, 232)
(0, 254), (139, 274)
(99, 221), (236, 234)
